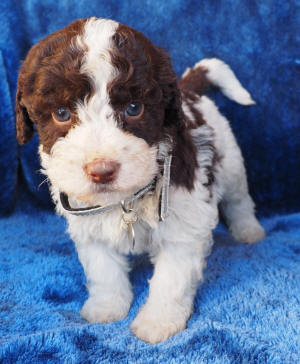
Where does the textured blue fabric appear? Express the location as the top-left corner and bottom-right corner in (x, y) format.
(0, 0), (300, 362)
(0, 190), (299, 363)
(0, 0), (299, 214)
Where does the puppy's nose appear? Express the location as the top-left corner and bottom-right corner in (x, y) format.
(84, 159), (120, 184)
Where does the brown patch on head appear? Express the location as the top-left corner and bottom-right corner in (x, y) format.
(108, 24), (167, 146)
(109, 23), (198, 190)
(16, 19), (93, 153)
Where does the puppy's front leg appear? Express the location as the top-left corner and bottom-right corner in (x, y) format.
(131, 241), (207, 343)
(76, 242), (133, 323)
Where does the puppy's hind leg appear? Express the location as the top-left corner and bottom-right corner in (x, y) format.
(185, 57), (265, 243)
(219, 152), (266, 244)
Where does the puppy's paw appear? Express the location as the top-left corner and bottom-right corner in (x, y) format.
(230, 219), (266, 244)
(131, 306), (186, 344)
(81, 295), (131, 323)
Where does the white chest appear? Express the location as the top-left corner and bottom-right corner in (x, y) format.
(65, 193), (160, 255)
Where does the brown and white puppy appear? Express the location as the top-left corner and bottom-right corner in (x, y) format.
(16, 17), (265, 343)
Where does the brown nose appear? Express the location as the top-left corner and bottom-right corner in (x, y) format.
(84, 159), (120, 184)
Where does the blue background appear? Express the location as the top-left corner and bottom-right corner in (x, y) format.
(0, 0), (299, 362)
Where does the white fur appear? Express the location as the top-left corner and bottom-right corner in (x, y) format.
(182, 100), (196, 123)
(77, 17), (119, 96)
(40, 50), (265, 343)
(78, 241), (133, 323)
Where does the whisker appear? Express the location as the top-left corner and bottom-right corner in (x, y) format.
(38, 177), (50, 190)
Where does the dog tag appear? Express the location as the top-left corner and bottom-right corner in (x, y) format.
(121, 202), (138, 250)
(126, 221), (135, 249)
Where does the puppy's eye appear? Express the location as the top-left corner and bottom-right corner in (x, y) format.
(52, 108), (71, 122)
(125, 103), (144, 119)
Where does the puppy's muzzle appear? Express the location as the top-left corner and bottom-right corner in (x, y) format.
(84, 159), (120, 184)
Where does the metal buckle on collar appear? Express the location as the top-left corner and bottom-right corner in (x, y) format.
(121, 200), (138, 249)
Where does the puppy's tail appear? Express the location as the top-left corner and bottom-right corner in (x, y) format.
(179, 58), (255, 105)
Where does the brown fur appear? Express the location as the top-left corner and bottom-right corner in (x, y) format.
(179, 66), (212, 129)
(179, 69), (220, 190)
(178, 66), (211, 95)
(181, 89), (207, 129)
(16, 19), (91, 153)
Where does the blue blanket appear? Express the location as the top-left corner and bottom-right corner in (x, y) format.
(0, 0), (299, 362)
(1, 191), (300, 363)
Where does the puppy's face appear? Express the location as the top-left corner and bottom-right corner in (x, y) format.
(16, 18), (183, 202)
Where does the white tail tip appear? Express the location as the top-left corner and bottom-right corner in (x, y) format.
(194, 58), (256, 106)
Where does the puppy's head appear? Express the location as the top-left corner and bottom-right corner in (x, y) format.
(16, 17), (186, 203)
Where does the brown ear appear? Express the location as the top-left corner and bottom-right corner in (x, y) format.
(153, 48), (185, 129)
(16, 76), (34, 145)
(163, 81), (184, 128)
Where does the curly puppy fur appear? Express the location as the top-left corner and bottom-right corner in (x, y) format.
(16, 17), (265, 343)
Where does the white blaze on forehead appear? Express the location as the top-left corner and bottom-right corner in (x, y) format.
(77, 17), (119, 97)
(75, 17), (119, 129)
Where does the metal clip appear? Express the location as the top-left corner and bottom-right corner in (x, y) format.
(121, 201), (138, 249)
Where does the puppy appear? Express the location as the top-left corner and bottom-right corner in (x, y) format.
(16, 17), (265, 343)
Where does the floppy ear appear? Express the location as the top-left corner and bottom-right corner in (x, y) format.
(156, 49), (185, 129)
(15, 73), (34, 145)
(163, 81), (184, 128)
(156, 48), (199, 190)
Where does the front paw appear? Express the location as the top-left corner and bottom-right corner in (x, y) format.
(81, 294), (131, 323)
(131, 305), (187, 344)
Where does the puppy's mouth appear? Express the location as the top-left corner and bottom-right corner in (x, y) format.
(73, 180), (152, 204)
(75, 183), (118, 202)
(92, 183), (115, 193)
